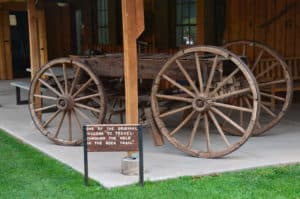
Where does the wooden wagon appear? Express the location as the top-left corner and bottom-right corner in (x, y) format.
(28, 40), (293, 158)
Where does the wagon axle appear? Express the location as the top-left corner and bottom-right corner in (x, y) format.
(192, 96), (210, 112)
(57, 96), (74, 111)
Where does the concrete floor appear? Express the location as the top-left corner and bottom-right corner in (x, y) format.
(0, 79), (300, 188)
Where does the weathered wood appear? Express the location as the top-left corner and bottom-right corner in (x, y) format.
(27, 0), (41, 77)
(224, 40), (293, 136)
(144, 108), (164, 146)
(121, 0), (144, 127)
(2, 10), (12, 79)
(151, 46), (260, 158)
(0, 11), (6, 80)
(29, 58), (106, 145)
(37, 9), (48, 65)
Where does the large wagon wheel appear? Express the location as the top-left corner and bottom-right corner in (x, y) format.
(29, 58), (106, 145)
(151, 46), (260, 158)
(224, 41), (293, 136)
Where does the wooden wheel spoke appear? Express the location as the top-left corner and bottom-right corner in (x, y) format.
(74, 107), (93, 123)
(261, 103), (277, 118)
(256, 62), (279, 79)
(251, 49), (264, 72)
(159, 105), (193, 118)
(210, 68), (240, 96)
(34, 94), (57, 101)
(38, 78), (62, 96)
(203, 113), (211, 152)
(176, 59), (200, 95)
(208, 111), (230, 147)
(75, 103), (101, 113)
(72, 78), (93, 98)
(42, 109), (61, 128)
(69, 66), (81, 95)
(187, 113), (201, 148)
(72, 109), (82, 130)
(195, 52), (204, 93)
(170, 110), (196, 136)
(211, 107), (246, 134)
(162, 74), (195, 97)
(63, 63), (68, 94)
(205, 55), (218, 94)
(260, 92), (285, 102)
(156, 94), (193, 103)
(67, 111), (72, 141)
(35, 104), (57, 112)
(211, 101), (252, 112)
(239, 98), (244, 127)
(74, 93), (100, 102)
(213, 87), (251, 101)
(258, 79), (286, 87)
(242, 44), (246, 56)
(54, 111), (66, 138)
(48, 68), (64, 94)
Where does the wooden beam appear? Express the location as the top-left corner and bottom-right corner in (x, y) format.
(27, 0), (40, 77)
(0, 2), (26, 11)
(28, 0), (41, 119)
(0, 11), (6, 80)
(2, 9), (12, 79)
(37, 9), (48, 65)
(196, 0), (205, 44)
(121, 0), (144, 156)
(122, 0), (144, 123)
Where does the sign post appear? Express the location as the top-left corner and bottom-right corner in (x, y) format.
(82, 124), (144, 186)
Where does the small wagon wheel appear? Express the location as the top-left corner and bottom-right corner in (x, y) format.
(29, 58), (106, 145)
(224, 40), (293, 136)
(151, 46), (260, 158)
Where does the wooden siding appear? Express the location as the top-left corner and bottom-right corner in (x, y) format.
(223, 0), (300, 57)
(0, 10), (13, 80)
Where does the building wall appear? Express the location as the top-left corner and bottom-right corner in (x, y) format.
(223, 0), (300, 57)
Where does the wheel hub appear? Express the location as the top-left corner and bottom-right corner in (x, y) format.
(57, 96), (74, 111)
(192, 96), (210, 112)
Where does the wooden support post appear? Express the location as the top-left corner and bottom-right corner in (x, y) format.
(27, 0), (41, 78)
(121, 0), (144, 157)
(37, 9), (48, 65)
(27, 0), (41, 118)
(0, 10), (13, 80)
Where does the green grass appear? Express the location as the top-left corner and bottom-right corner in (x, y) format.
(0, 129), (300, 199)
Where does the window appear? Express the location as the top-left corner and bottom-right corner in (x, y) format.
(176, 0), (196, 46)
(97, 0), (109, 44)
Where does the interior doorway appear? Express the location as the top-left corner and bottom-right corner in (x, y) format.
(9, 11), (30, 78)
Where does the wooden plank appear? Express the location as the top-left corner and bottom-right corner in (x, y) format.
(265, 0), (277, 50)
(285, 0), (296, 57)
(0, 11), (6, 80)
(2, 10), (13, 79)
(254, 0), (267, 43)
(121, 0), (144, 156)
(275, 0), (287, 56)
(230, 0), (240, 41)
(246, 0), (255, 41)
(196, 0), (205, 44)
(295, 0), (300, 57)
(27, 0), (41, 77)
(0, 2), (26, 11)
(37, 9), (48, 65)
(27, 0), (41, 119)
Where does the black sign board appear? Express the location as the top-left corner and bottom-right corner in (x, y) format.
(83, 124), (144, 186)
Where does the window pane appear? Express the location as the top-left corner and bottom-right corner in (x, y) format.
(97, 0), (109, 44)
(176, 26), (183, 47)
(176, 0), (197, 46)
